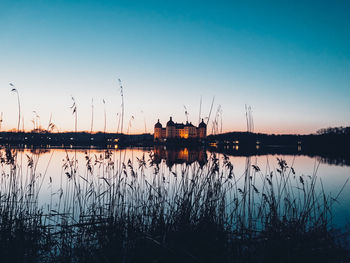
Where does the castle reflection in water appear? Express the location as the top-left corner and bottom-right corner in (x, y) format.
(153, 146), (207, 167)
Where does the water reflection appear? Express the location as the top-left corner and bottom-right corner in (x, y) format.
(210, 146), (350, 167)
(5, 144), (350, 167)
(153, 146), (207, 167)
(1, 145), (349, 228)
(316, 156), (350, 167)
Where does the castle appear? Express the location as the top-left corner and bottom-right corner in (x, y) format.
(154, 117), (207, 141)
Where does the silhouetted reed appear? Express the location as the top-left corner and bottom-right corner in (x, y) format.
(0, 147), (348, 263)
(10, 83), (21, 132)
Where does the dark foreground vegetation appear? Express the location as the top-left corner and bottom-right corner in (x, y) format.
(0, 147), (349, 263)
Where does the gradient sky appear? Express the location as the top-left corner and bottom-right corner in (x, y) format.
(0, 0), (349, 134)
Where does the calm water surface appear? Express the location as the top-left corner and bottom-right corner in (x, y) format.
(6, 147), (350, 228)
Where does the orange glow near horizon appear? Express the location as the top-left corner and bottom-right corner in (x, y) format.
(0, 118), (337, 135)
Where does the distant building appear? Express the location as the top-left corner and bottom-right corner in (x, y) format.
(154, 117), (207, 141)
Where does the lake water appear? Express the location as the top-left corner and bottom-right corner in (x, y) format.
(1, 146), (350, 228)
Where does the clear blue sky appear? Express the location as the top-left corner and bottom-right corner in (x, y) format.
(0, 0), (349, 134)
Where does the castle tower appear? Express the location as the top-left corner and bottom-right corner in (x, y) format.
(154, 119), (163, 141)
(166, 117), (176, 138)
(198, 119), (207, 139)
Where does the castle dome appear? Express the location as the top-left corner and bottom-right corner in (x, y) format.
(166, 117), (175, 127)
(154, 119), (162, 128)
(199, 119), (207, 128)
